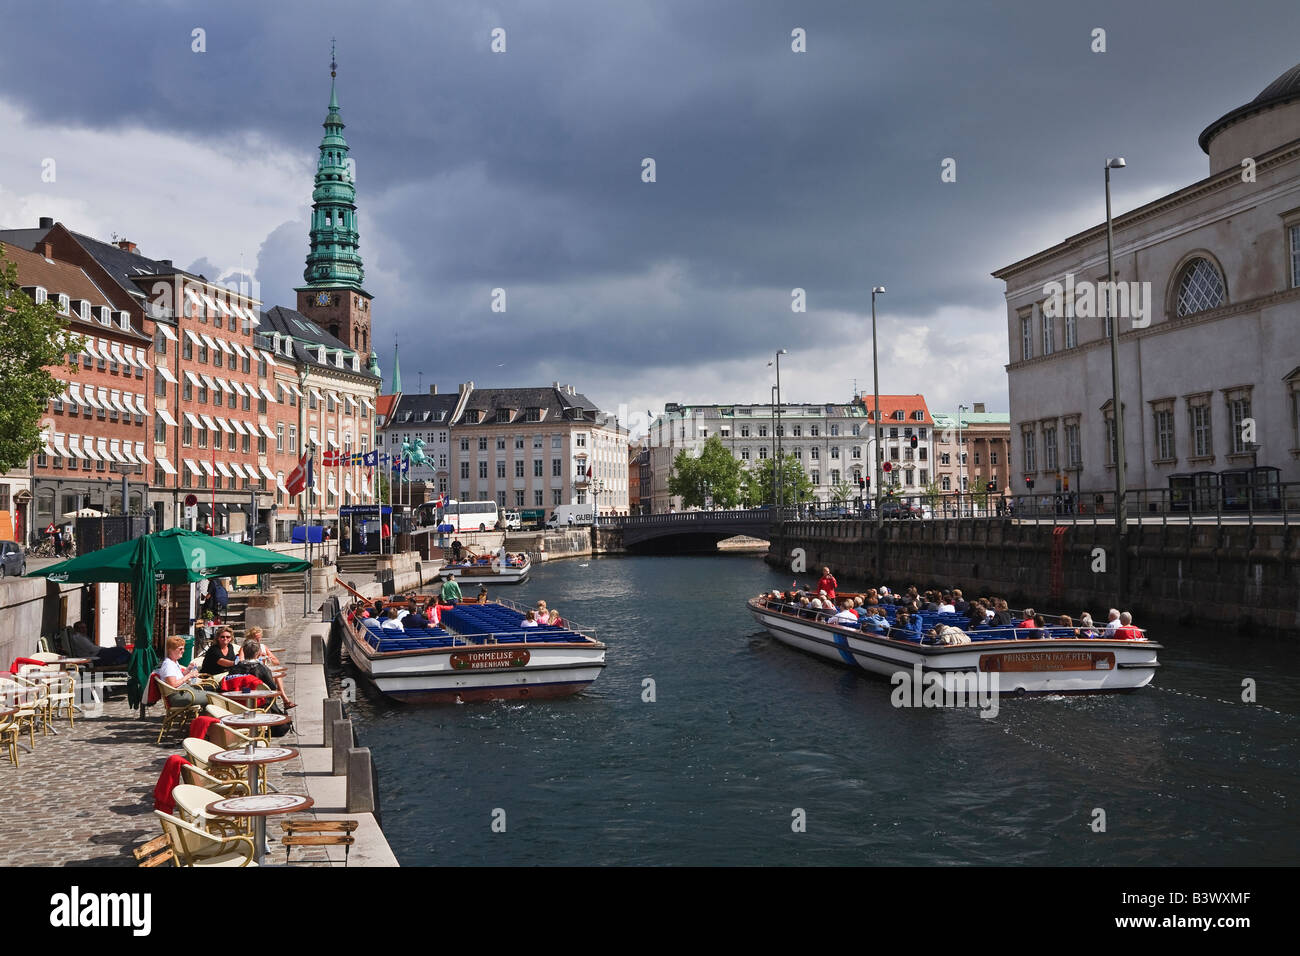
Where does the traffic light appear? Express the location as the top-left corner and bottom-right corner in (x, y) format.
(863, 476), (871, 488)
(986, 480), (996, 493)
(910, 436), (918, 449)
(857, 475), (865, 489)
(1025, 477), (1035, 490)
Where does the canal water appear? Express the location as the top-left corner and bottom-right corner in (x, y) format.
(338, 555), (1299, 866)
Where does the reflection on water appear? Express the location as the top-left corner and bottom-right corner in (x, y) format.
(332, 554), (1299, 866)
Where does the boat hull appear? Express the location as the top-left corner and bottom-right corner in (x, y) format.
(750, 601), (1160, 694)
(437, 561), (531, 585)
(342, 610), (603, 703)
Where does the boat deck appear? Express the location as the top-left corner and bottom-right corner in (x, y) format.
(357, 601), (597, 656)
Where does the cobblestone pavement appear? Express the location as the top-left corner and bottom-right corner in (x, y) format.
(0, 626), (327, 867)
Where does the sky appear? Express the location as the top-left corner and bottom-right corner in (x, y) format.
(2, 0), (1297, 435)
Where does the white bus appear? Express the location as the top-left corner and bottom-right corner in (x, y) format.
(422, 499), (500, 532)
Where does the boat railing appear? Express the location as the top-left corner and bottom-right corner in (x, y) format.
(487, 596), (597, 635)
(754, 596), (1147, 641)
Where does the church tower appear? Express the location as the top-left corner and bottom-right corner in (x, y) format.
(296, 44), (376, 367)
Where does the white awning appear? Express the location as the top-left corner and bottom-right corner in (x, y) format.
(327, 475), (338, 494)
(200, 374), (218, 390)
(156, 407), (178, 426)
(155, 364), (177, 384)
(184, 289), (202, 309)
(200, 415), (219, 431)
(259, 465), (277, 482)
(119, 444), (138, 464)
(65, 436), (87, 460)
(200, 460), (216, 476)
(49, 435), (68, 458)
(361, 398), (375, 411)
(214, 377), (232, 393)
(129, 394), (147, 416)
(229, 341), (249, 358)
(344, 474), (354, 494)
(95, 339), (112, 361)
(230, 380), (248, 396)
(214, 417), (234, 433)
(308, 387), (324, 403)
(327, 434), (340, 449)
(344, 395), (357, 410)
(73, 385), (99, 410)
(184, 329), (202, 347)
(68, 383), (87, 407)
(258, 423), (276, 440)
(290, 384), (305, 399)
(108, 441), (129, 463)
(135, 442), (149, 465)
(259, 350), (278, 367)
(107, 392), (128, 414)
(216, 299), (232, 317)
(216, 338), (234, 354)
(200, 295), (218, 314)
(259, 386), (277, 404)
(184, 370), (201, 387)
(223, 462), (242, 478)
(361, 475), (371, 495)
(157, 324), (178, 342)
(276, 474), (289, 493)
(156, 456), (177, 475)
(229, 419), (247, 435)
(137, 347), (149, 366)
(109, 343), (127, 365)
(200, 333), (219, 351)
(184, 459), (201, 476)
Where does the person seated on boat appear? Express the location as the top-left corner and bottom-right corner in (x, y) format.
(1076, 612), (1099, 638)
(476, 585), (489, 604)
(1032, 613), (1045, 629)
(937, 592), (956, 614)
(371, 599), (386, 619)
(892, 610), (924, 641)
(920, 591), (940, 612)
(991, 599), (1013, 626)
(380, 608), (406, 632)
(1019, 607), (1037, 628)
(829, 600), (860, 627)
(1114, 611), (1146, 641)
(817, 568), (838, 599)
(521, 610), (540, 628)
(952, 589), (970, 615)
(547, 609), (565, 627)
(1103, 608), (1122, 638)
(930, 624), (971, 645)
(229, 639), (295, 709)
(862, 607), (890, 634)
(405, 604), (433, 628)
(439, 574), (463, 605)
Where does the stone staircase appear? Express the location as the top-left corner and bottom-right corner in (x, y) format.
(336, 554), (380, 576)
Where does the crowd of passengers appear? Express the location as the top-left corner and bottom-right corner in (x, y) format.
(760, 568), (1146, 643)
(349, 589), (566, 634)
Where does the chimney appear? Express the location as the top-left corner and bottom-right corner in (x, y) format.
(116, 240), (137, 254)
(41, 242), (53, 259)
(39, 216), (53, 229)
(973, 402), (986, 413)
(553, 381), (560, 389)
(429, 384), (437, 395)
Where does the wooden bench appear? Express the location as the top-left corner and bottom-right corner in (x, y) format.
(280, 819), (359, 866)
(133, 834), (175, 868)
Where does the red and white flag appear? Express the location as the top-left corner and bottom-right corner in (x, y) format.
(286, 452), (310, 496)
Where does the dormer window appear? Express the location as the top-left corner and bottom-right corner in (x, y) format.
(351, 355), (360, 372)
(892, 410), (905, 421)
(117, 310), (132, 330)
(334, 351), (344, 368)
(525, 407), (542, 422)
(495, 408), (512, 423)
(464, 410), (480, 424)
(913, 410), (925, 421)
(271, 333), (280, 351)
(317, 345), (326, 363)
(56, 294), (71, 315)
(95, 305), (112, 325)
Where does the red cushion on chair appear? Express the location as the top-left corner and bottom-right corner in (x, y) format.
(153, 755), (191, 814)
(9, 657), (46, 675)
(188, 715), (220, 741)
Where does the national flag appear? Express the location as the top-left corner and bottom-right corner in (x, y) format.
(286, 453), (309, 496)
(363, 450), (378, 468)
(586, 464), (593, 479)
(323, 449), (339, 467)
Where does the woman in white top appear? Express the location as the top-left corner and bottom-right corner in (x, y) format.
(155, 635), (208, 706)
(520, 610), (540, 628)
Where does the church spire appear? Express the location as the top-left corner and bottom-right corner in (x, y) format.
(300, 41), (365, 291)
(391, 340), (402, 394)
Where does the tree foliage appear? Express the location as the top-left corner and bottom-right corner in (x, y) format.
(668, 435), (744, 509)
(0, 246), (73, 472)
(740, 453), (813, 507)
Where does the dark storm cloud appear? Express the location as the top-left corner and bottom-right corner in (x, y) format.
(3, 0), (1299, 404)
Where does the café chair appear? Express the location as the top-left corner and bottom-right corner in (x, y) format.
(171, 783), (248, 837)
(153, 810), (258, 867)
(180, 761), (250, 798)
(153, 674), (201, 744)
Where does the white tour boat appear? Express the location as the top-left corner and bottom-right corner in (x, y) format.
(749, 594), (1160, 694)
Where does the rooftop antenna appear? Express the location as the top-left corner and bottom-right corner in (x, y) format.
(331, 38), (337, 78)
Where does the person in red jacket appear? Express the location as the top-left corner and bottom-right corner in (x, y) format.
(817, 567), (838, 599)
(1114, 611), (1145, 640)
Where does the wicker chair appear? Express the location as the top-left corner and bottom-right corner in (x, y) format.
(153, 810), (257, 867)
(153, 674), (202, 744)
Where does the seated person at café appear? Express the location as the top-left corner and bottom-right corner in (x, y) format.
(227, 639), (295, 709)
(66, 620), (131, 666)
(154, 636), (208, 707)
(200, 627), (240, 675)
(244, 626), (280, 666)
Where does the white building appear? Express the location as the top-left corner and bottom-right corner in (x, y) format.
(994, 62), (1300, 502)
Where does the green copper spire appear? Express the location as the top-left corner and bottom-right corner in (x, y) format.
(390, 341), (402, 394)
(301, 43), (366, 291)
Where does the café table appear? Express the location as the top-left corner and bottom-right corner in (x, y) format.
(220, 712), (291, 742)
(208, 745), (298, 798)
(220, 689), (282, 713)
(206, 792), (314, 865)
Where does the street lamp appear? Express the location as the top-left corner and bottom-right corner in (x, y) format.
(1104, 157), (1128, 575)
(957, 403), (968, 516)
(871, 286), (885, 531)
(774, 349), (787, 514)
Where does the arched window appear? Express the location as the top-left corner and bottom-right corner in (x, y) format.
(1175, 257), (1225, 316)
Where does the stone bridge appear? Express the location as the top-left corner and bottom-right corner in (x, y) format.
(602, 509), (776, 552)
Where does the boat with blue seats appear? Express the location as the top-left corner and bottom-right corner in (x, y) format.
(341, 593), (605, 703)
(748, 593), (1160, 694)
(436, 547), (532, 585)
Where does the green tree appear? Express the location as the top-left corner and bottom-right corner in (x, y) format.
(0, 246), (73, 471)
(829, 479), (854, 506)
(668, 435), (743, 509)
(741, 453), (813, 508)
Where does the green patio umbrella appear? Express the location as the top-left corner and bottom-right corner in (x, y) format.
(28, 528), (311, 707)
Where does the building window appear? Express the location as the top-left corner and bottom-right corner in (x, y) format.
(1226, 393), (1252, 454)
(740, 447), (750, 460)
(1021, 312), (1033, 360)
(830, 424), (839, 436)
(810, 447), (819, 460)
(534, 490), (544, 506)
(479, 461), (488, 479)
(534, 459), (543, 477)
(758, 425), (768, 438)
(1042, 427), (1057, 472)
(1064, 423), (1080, 468)
(478, 438), (488, 451)
(289, 426), (297, 453)
(1188, 400), (1212, 458)
(514, 460), (524, 478)
(461, 462), (470, 479)
(552, 458), (562, 477)
(810, 470), (819, 485)
(1022, 429), (1037, 472)
(1175, 257), (1226, 316)
(553, 489), (563, 506)
(758, 447), (768, 460)
(1041, 310), (1055, 356)
(740, 425), (750, 438)
(276, 423), (284, 453)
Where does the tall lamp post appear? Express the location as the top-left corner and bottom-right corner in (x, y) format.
(957, 403), (968, 516)
(871, 286), (886, 532)
(769, 384), (778, 508)
(774, 349), (787, 514)
(1104, 157), (1128, 595)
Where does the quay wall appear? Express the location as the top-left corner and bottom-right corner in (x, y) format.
(768, 519), (1300, 636)
(509, 530), (594, 561)
(0, 578), (88, 663)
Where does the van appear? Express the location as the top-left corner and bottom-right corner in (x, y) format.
(546, 504), (594, 529)
(503, 510), (522, 531)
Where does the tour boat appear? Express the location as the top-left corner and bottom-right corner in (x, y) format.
(341, 596), (604, 703)
(748, 595), (1160, 694)
(437, 552), (532, 585)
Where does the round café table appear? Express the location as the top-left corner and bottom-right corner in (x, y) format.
(221, 712), (291, 742)
(206, 792), (314, 865)
(219, 689), (282, 712)
(208, 745), (298, 797)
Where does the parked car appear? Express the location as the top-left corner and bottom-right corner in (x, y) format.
(244, 524), (271, 545)
(880, 500), (916, 520)
(0, 540), (26, 578)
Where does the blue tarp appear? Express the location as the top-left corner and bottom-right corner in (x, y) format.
(291, 525), (325, 543)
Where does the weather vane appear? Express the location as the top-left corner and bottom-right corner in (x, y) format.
(330, 38), (337, 78)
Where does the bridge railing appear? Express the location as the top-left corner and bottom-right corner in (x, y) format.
(612, 508), (779, 527)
